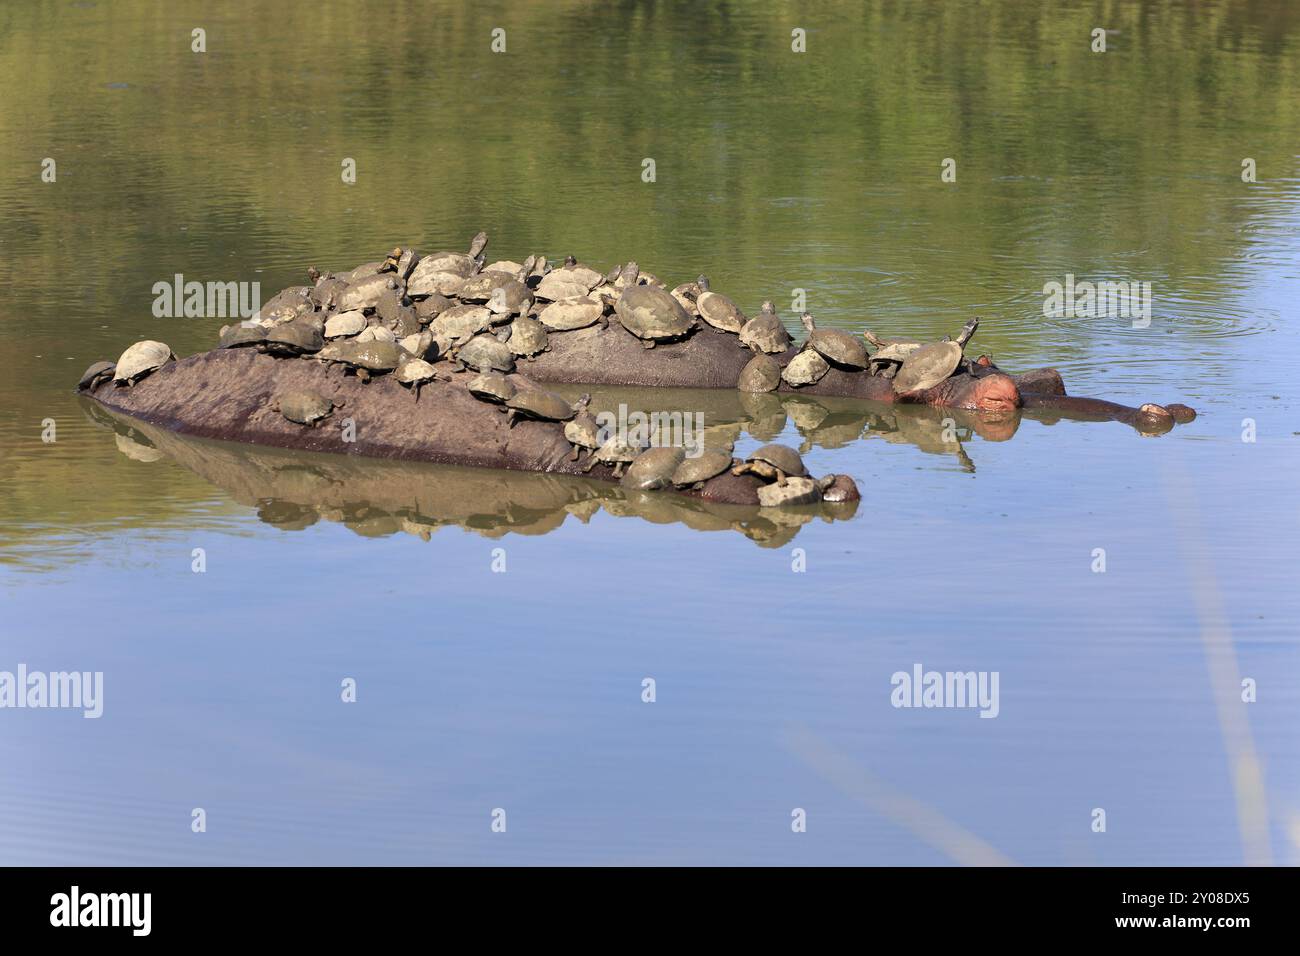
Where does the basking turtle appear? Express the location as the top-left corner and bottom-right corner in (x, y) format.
(671, 448), (735, 489)
(622, 447), (686, 491)
(559, 260), (605, 290)
(538, 296), (606, 331)
(864, 333), (922, 378)
(468, 230), (489, 261)
(892, 341), (963, 394)
(614, 284), (694, 348)
(324, 311), (367, 338)
(739, 302), (793, 353)
(407, 264), (468, 298)
(614, 261), (640, 288)
(583, 434), (647, 478)
(731, 443), (807, 486)
(535, 271), (590, 302)
(113, 340), (175, 386)
(508, 314), (550, 358)
(694, 278), (747, 334)
(77, 360), (116, 392)
(336, 273), (401, 313)
(218, 323), (268, 349)
(276, 390), (335, 426)
(430, 305), (492, 345)
(396, 356), (440, 400)
(262, 319), (324, 357)
(504, 388), (576, 429)
(453, 334), (515, 374)
(355, 326), (397, 344)
(738, 353), (782, 393)
(414, 293), (453, 324)
(563, 394), (601, 461)
(781, 349), (830, 387)
(379, 246), (404, 273)
(310, 276), (349, 310)
(317, 339), (401, 382)
(399, 330), (434, 359)
(459, 271), (525, 305)
(467, 371), (516, 408)
(800, 313), (868, 369)
(669, 275), (707, 315)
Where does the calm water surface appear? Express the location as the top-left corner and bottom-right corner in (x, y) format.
(0, 0), (1297, 865)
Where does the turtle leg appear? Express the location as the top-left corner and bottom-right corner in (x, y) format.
(506, 410), (518, 429)
(775, 468), (789, 487)
(357, 368), (371, 383)
(730, 462), (749, 477)
(641, 339), (655, 349)
(596, 315), (609, 330)
(581, 454), (597, 473)
(613, 461), (625, 478)
(569, 444), (580, 461)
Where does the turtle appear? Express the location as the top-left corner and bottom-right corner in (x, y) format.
(255, 286), (314, 324)
(483, 259), (524, 277)
(535, 271), (590, 302)
(614, 284), (694, 348)
(373, 290), (420, 336)
(507, 314), (550, 357)
(558, 261), (605, 290)
(310, 276), (349, 310)
(395, 356), (440, 400)
(892, 341), (964, 394)
(430, 305), (492, 345)
(406, 264), (468, 298)
(262, 319), (324, 356)
(614, 261), (640, 289)
(307, 266), (322, 284)
(468, 230), (489, 261)
(738, 353), (782, 393)
(800, 312), (868, 369)
(335, 273), (401, 313)
(669, 275), (708, 315)
(379, 245), (404, 273)
(730, 443), (808, 486)
(621, 447), (686, 491)
(864, 334), (922, 378)
(395, 247), (421, 280)
(453, 334), (515, 374)
(739, 302), (793, 353)
(113, 340), (175, 386)
(414, 293), (453, 324)
(781, 349), (830, 387)
(504, 388), (576, 428)
(694, 278), (747, 334)
(276, 390), (334, 426)
(459, 270), (523, 303)
(324, 311), (367, 338)
(77, 360), (116, 392)
(467, 371), (516, 407)
(538, 296), (606, 331)
(671, 448), (735, 489)
(218, 323), (268, 349)
(355, 326), (397, 344)
(317, 339), (401, 382)
(583, 434), (647, 478)
(399, 330), (435, 359)
(348, 261), (385, 282)
(563, 394), (601, 461)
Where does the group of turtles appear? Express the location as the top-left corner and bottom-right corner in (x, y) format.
(78, 233), (998, 507)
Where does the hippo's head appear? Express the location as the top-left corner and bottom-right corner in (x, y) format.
(922, 371), (1021, 413)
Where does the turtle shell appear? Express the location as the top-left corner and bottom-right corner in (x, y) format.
(750, 443), (807, 477)
(564, 411), (602, 449)
(263, 319), (324, 355)
(559, 264), (604, 289)
(277, 390), (333, 425)
(738, 354), (782, 392)
(77, 360), (116, 391)
(781, 349), (830, 387)
(595, 435), (646, 463)
(396, 356), (438, 385)
(870, 340), (921, 363)
(892, 341), (963, 394)
(622, 447), (686, 491)
(322, 340), (401, 371)
(113, 340), (175, 385)
(430, 305), (491, 344)
(506, 388), (575, 422)
(696, 291), (746, 333)
(336, 273), (401, 312)
(458, 271), (524, 304)
(535, 272), (590, 302)
(324, 311), (367, 338)
(457, 334), (515, 373)
(508, 314), (550, 356)
(615, 285), (693, 341)
(739, 313), (792, 353)
(219, 324), (267, 349)
(538, 296), (604, 331)
(467, 371), (516, 404)
(671, 449), (733, 487)
(808, 329), (868, 369)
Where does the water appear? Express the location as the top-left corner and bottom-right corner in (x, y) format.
(1, 0), (1297, 865)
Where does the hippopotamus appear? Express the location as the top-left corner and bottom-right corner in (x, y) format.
(78, 348), (859, 510)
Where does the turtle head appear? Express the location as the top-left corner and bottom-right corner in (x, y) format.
(760, 300), (776, 315)
(575, 393), (591, 411)
(696, 275), (710, 291)
(564, 254), (577, 267)
(800, 312), (816, 332)
(622, 261), (640, 284)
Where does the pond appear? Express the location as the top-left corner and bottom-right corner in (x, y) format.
(0, 0), (1296, 865)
